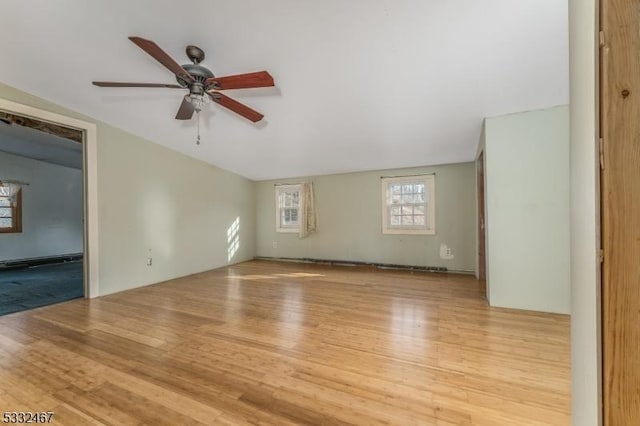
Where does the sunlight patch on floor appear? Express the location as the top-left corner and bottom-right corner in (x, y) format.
(226, 272), (325, 280)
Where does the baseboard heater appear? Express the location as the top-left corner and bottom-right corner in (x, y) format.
(0, 253), (83, 270)
(255, 256), (459, 273)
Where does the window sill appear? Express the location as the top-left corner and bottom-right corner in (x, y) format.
(276, 228), (300, 233)
(382, 228), (435, 235)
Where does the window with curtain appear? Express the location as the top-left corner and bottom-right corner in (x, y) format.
(275, 184), (301, 232)
(275, 183), (317, 237)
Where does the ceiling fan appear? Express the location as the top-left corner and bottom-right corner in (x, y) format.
(92, 36), (274, 123)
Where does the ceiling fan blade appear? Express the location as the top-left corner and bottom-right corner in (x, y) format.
(175, 96), (196, 120)
(208, 92), (264, 122)
(92, 81), (182, 88)
(205, 71), (274, 90)
(128, 36), (194, 82)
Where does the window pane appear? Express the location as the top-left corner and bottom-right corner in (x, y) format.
(280, 190), (299, 208)
(277, 187), (301, 230)
(0, 207), (11, 218)
(0, 218), (12, 228)
(282, 208), (299, 225)
(382, 177), (434, 234)
(0, 198), (10, 207)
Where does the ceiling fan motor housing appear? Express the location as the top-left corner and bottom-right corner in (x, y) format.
(177, 63), (215, 95)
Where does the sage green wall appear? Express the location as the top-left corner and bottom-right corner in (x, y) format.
(0, 83), (255, 296)
(484, 105), (570, 314)
(255, 163), (476, 272)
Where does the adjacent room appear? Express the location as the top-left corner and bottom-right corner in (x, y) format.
(0, 1), (606, 425)
(0, 113), (85, 315)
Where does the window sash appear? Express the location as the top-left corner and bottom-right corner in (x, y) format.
(381, 176), (435, 235)
(281, 207), (299, 227)
(276, 185), (301, 231)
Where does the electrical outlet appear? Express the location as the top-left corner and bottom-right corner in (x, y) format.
(439, 243), (454, 260)
(147, 257), (153, 266)
(272, 241), (278, 249)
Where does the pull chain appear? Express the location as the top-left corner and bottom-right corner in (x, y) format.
(196, 109), (201, 145)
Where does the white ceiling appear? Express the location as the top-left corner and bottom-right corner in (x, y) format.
(0, 0), (568, 180)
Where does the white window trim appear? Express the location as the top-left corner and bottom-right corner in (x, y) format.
(275, 184), (302, 233)
(381, 175), (436, 235)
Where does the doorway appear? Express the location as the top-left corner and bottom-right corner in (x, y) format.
(0, 112), (84, 315)
(477, 151), (486, 298)
(0, 98), (99, 304)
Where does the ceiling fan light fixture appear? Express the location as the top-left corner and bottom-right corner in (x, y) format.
(186, 93), (210, 111)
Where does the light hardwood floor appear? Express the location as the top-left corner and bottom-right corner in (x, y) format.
(0, 260), (571, 425)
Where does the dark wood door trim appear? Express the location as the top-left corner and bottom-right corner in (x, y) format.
(477, 151), (486, 297)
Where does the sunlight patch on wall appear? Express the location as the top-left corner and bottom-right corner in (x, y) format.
(227, 217), (240, 262)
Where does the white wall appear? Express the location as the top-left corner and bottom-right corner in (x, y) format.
(484, 105), (570, 314)
(569, 0), (602, 424)
(0, 151), (83, 261)
(255, 163), (477, 272)
(0, 82), (256, 297)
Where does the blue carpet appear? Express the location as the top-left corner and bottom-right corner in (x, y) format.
(0, 261), (83, 316)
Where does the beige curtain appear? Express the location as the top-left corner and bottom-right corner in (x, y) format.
(299, 182), (317, 238)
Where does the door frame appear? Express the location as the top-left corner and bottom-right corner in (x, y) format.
(0, 98), (99, 298)
(600, 0), (640, 421)
(477, 150), (487, 297)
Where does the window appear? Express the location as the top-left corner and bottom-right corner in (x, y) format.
(276, 184), (301, 232)
(382, 175), (435, 235)
(0, 188), (22, 234)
